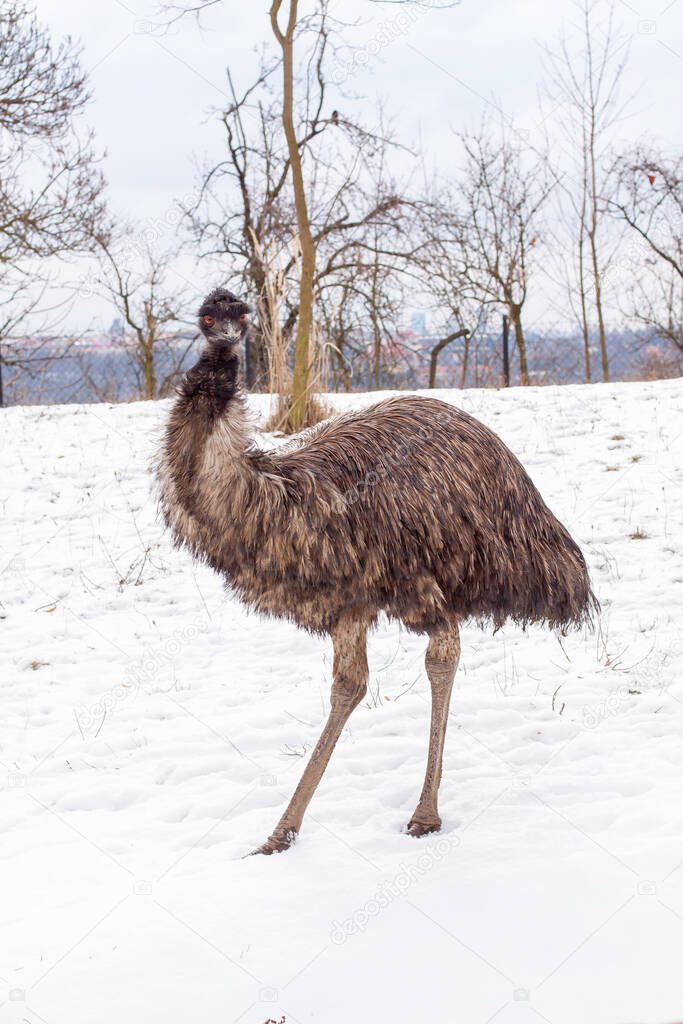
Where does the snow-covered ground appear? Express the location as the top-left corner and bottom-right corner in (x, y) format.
(1, 378), (682, 1024)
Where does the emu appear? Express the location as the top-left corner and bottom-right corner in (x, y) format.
(157, 288), (596, 855)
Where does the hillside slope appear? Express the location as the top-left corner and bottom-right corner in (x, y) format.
(1, 378), (682, 1024)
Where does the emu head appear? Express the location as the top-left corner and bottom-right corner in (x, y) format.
(198, 287), (250, 347)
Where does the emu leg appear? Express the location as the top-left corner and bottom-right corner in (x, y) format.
(253, 618), (368, 855)
(407, 625), (460, 837)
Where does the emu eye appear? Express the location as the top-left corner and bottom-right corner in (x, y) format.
(240, 313), (248, 323)
(201, 315), (214, 327)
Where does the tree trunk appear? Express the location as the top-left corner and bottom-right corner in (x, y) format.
(334, 345), (351, 391)
(270, 0), (317, 432)
(587, 155), (609, 381)
(460, 334), (470, 389)
(587, 102), (609, 382)
(428, 329), (469, 388)
(509, 305), (529, 385)
(143, 343), (156, 399)
(578, 231), (592, 383)
(369, 239), (383, 388)
(371, 306), (382, 389)
(576, 165), (592, 384)
(589, 229), (609, 381)
(247, 264), (270, 390)
(245, 325), (270, 390)
(252, 268), (287, 391)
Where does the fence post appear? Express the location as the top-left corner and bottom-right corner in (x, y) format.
(502, 313), (510, 388)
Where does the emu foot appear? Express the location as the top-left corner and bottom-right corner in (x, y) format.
(406, 816), (441, 838)
(251, 828), (298, 856)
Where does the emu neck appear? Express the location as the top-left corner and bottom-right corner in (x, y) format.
(180, 345), (243, 424)
(163, 346), (252, 538)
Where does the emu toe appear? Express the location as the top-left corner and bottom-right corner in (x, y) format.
(406, 817), (441, 838)
(252, 829), (298, 855)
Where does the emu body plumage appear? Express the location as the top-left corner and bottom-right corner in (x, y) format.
(156, 288), (595, 853)
(159, 378), (593, 636)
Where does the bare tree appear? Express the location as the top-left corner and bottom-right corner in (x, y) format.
(543, 0), (630, 381)
(0, 1), (107, 401)
(609, 147), (682, 279)
(0, 270), (56, 405)
(314, 148), (416, 391)
(629, 268), (683, 357)
(183, 35), (407, 396)
(608, 146), (682, 354)
(442, 123), (550, 386)
(182, 59), (287, 389)
(414, 184), (489, 389)
(96, 235), (190, 400)
(0, 2), (106, 265)
(167, 0), (448, 402)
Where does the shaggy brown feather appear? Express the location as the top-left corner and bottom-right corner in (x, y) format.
(157, 335), (596, 637)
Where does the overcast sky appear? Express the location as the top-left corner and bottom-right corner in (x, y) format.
(33, 0), (683, 330)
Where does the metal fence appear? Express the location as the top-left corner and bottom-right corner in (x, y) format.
(0, 327), (679, 407)
(0, 334), (202, 407)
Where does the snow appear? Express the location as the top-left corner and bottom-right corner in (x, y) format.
(1, 377), (682, 1024)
